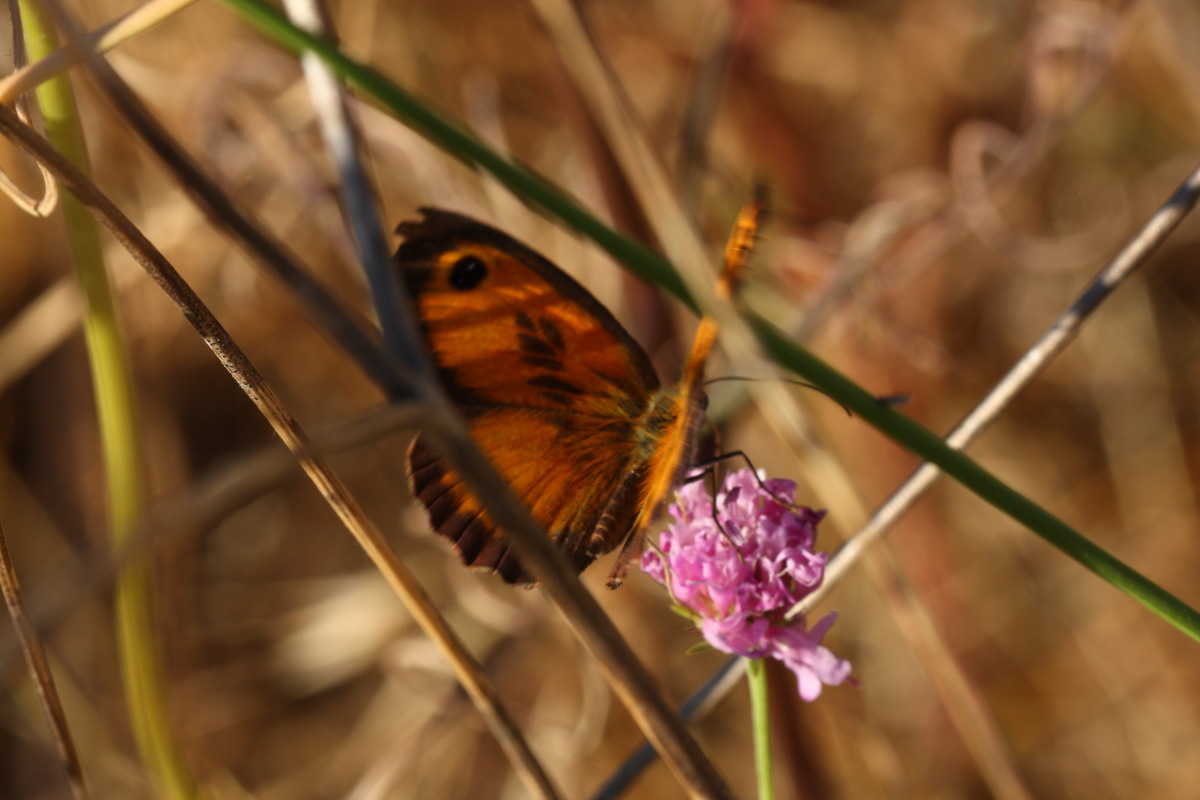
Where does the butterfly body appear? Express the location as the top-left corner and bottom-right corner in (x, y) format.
(398, 207), (747, 585)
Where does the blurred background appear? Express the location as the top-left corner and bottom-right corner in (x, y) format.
(3, 0), (1200, 797)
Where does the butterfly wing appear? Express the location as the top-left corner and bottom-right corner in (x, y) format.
(398, 209), (666, 583)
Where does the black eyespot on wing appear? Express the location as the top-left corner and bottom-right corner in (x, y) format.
(450, 255), (488, 290)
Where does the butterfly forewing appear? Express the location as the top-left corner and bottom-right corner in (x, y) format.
(398, 209), (667, 583)
(399, 211), (659, 412)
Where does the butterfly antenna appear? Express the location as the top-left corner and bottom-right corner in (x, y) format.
(877, 392), (912, 408)
(703, 375), (854, 417)
(690, 450), (801, 512)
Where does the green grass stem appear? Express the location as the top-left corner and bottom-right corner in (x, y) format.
(217, 0), (1200, 644)
(18, 2), (197, 797)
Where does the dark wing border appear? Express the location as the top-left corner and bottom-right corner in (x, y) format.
(396, 208), (661, 393)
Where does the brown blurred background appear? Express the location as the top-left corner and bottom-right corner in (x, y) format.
(3, 0), (1200, 797)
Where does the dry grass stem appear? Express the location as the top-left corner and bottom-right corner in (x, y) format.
(0, 102), (559, 800)
(0, 518), (91, 800)
(4, 3), (1200, 798)
(809, 163), (1200, 613)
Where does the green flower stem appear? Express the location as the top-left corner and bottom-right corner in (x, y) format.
(17, 3), (196, 798)
(218, 0), (1200, 644)
(746, 658), (773, 800)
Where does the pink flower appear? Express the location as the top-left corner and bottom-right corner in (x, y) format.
(641, 469), (851, 701)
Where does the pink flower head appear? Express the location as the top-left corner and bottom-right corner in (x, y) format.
(641, 469), (851, 701)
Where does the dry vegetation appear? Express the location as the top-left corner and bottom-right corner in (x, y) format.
(3, 0), (1200, 798)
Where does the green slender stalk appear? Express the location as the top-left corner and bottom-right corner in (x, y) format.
(750, 320), (1200, 644)
(214, 0), (1200, 643)
(745, 659), (773, 800)
(17, 3), (196, 798)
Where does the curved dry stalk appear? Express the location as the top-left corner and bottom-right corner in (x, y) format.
(0, 73), (733, 797)
(1, 0), (58, 216)
(29, 3), (740, 791)
(0, 102), (559, 800)
(0, 404), (426, 678)
(60, 32), (411, 399)
(281, 0), (556, 793)
(675, 4), (735, 211)
(534, 3), (1034, 797)
(0, 0), (198, 104)
(528, 0), (761, 365)
(0, 518), (91, 800)
(794, 5), (1125, 343)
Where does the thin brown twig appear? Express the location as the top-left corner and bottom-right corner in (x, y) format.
(2, 56), (732, 797)
(0, 402), (423, 674)
(537, 4), (1033, 797)
(0, 101), (552, 800)
(676, 4), (735, 212)
(61, 32), (412, 399)
(0, 517), (91, 800)
(794, 161), (1200, 612)
(615, 159), (1200, 800)
(528, 0), (755, 356)
(282, 0), (557, 793)
(32, 3), (735, 790)
(0, 0), (58, 216)
(0, 0), (199, 104)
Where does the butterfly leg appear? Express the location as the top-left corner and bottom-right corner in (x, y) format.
(605, 531), (646, 590)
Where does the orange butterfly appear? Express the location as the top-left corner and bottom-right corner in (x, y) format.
(398, 202), (760, 586)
